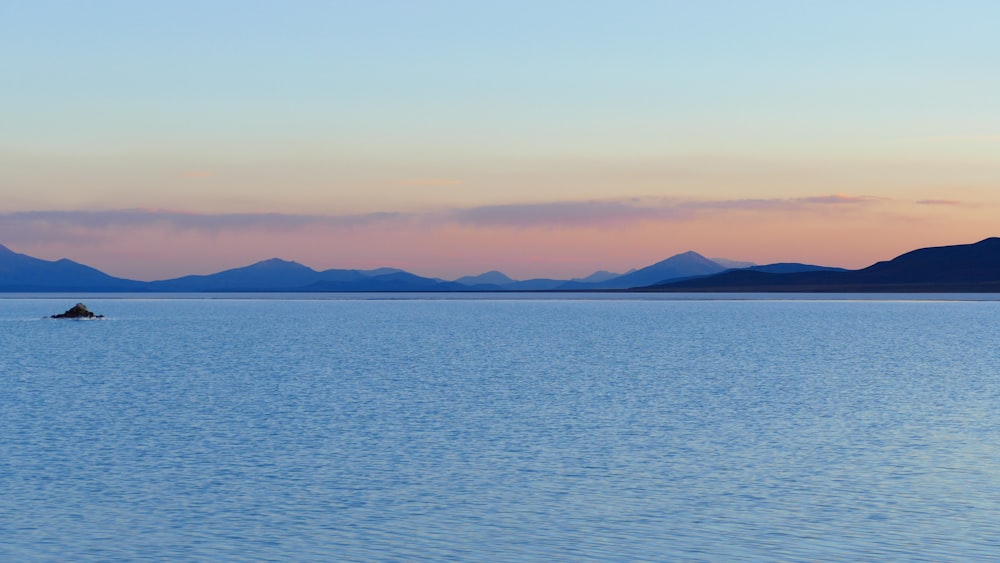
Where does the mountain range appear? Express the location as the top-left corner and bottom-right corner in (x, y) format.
(0, 244), (145, 291)
(0, 242), (746, 292)
(2, 238), (998, 292)
(0, 242), (783, 292)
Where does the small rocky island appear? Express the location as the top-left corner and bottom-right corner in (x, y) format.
(51, 303), (104, 319)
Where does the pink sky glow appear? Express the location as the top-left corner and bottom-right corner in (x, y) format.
(1, 194), (992, 281)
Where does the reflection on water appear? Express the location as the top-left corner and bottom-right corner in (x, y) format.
(3, 297), (1000, 561)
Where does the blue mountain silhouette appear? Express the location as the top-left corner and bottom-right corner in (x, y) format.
(0, 244), (143, 291)
(4, 238), (1000, 292)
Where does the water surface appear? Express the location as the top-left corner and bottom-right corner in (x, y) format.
(2, 296), (999, 560)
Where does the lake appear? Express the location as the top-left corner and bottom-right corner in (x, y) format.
(3, 294), (1000, 561)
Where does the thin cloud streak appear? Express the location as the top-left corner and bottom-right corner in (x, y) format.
(681, 194), (882, 211)
(446, 194), (884, 227)
(3, 209), (407, 232)
(445, 199), (693, 227)
(0, 194), (887, 240)
(799, 194), (882, 204)
(916, 199), (962, 205)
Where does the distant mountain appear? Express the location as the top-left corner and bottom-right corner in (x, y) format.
(566, 251), (727, 289)
(454, 270), (515, 286)
(646, 238), (1000, 292)
(455, 270), (624, 290)
(303, 271), (478, 292)
(712, 257), (756, 269)
(147, 258), (470, 292)
(360, 267), (405, 277)
(147, 258), (325, 291)
(571, 270), (621, 284)
(502, 278), (567, 291)
(743, 263), (847, 274)
(0, 244), (143, 291)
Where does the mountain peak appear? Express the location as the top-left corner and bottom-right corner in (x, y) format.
(477, 270), (514, 282)
(651, 250), (717, 267)
(246, 257), (314, 271)
(256, 257), (297, 265)
(0, 243), (15, 255)
(586, 250), (726, 289)
(573, 270), (621, 284)
(455, 270), (515, 286)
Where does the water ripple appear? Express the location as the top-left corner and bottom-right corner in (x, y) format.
(2, 298), (1000, 560)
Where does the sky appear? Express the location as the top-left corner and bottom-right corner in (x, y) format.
(2, 0), (1000, 280)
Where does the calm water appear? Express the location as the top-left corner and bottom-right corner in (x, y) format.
(2, 295), (1000, 561)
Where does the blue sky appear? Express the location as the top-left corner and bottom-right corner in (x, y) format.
(2, 1), (999, 278)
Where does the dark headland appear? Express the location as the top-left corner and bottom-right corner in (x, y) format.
(639, 238), (1000, 292)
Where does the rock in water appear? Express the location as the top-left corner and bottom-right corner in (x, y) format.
(51, 303), (104, 319)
